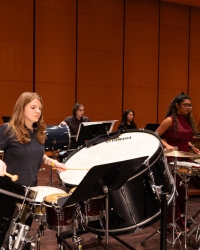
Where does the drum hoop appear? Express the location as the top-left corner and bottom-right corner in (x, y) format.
(43, 200), (75, 208)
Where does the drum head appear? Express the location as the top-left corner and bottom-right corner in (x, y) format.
(60, 130), (162, 186)
(45, 193), (70, 204)
(30, 186), (66, 203)
(44, 193), (75, 208)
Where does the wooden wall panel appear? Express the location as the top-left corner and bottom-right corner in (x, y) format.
(124, 0), (159, 128)
(35, 0), (76, 125)
(188, 7), (200, 127)
(77, 0), (124, 129)
(0, 0), (33, 121)
(1, 0), (200, 132)
(158, 2), (190, 122)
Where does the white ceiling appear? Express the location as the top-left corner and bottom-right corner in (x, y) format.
(161, 0), (200, 7)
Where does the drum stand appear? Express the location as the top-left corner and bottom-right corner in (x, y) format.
(141, 156), (182, 249)
(56, 205), (84, 250)
(35, 219), (46, 250)
(169, 166), (194, 249)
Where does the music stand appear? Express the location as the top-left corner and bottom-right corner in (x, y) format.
(57, 155), (148, 249)
(2, 116), (11, 123)
(145, 124), (160, 132)
(76, 120), (118, 143)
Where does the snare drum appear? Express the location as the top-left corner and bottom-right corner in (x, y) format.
(43, 193), (75, 232)
(170, 161), (200, 176)
(29, 186), (66, 217)
(70, 187), (105, 223)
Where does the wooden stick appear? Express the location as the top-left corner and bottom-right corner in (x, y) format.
(66, 167), (89, 171)
(3, 172), (18, 181)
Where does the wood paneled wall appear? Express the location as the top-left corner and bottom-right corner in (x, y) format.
(0, 0), (33, 117)
(0, 0), (200, 132)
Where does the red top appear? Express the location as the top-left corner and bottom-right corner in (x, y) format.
(163, 114), (193, 152)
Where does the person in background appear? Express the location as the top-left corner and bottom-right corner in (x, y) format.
(0, 92), (67, 186)
(60, 103), (90, 149)
(118, 109), (137, 130)
(155, 92), (200, 231)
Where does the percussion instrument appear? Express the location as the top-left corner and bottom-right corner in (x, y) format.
(44, 124), (71, 151)
(0, 177), (36, 247)
(43, 193), (75, 233)
(170, 161), (200, 176)
(70, 187), (105, 223)
(59, 129), (175, 235)
(29, 186), (66, 217)
(164, 150), (200, 158)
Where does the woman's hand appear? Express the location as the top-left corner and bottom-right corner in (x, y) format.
(53, 160), (67, 172)
(165, 145), (175, 151)
(0, 160), (7, 176)
(191, 146), (200, 154)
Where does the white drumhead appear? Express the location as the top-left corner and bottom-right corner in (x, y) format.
(30, 186), (66, 202)
(60, 131), (161, 186)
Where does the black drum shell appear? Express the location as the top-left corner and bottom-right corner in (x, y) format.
(86, 157), (174, 235)
(45, 125), (70, 151)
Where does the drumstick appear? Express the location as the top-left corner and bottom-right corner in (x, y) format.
(3, 172), (18, 181)
(66, 167), (89, 171)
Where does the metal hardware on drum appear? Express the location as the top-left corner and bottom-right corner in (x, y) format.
(2, 221), (36, 250)
(186, 209), (200, 249)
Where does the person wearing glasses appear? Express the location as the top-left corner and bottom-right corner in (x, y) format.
(118, 109), (137, 130)
(60, 103), (90, 149)
(155, 92), (200, 231)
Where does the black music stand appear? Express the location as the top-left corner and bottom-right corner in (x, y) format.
(57, 156), (148, 249)
(76, 120), (117, 143)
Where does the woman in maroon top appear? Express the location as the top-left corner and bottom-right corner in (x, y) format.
(156, 92), (200, 231)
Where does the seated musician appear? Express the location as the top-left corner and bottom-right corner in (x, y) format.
(118, 109), (137, 130)
(155, 92), (200, 231)
(60, 103), (90, 149)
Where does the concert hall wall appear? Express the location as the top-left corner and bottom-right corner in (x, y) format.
(0, 0), (200, 131)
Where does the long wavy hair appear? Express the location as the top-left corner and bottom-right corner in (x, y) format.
(5, 92), (46, 144)
(120, 109), (137, 128)
(165, 92), (198, 135)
